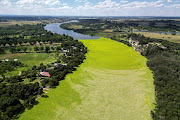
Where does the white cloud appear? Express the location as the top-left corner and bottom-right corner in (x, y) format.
(168, 4), (180, 8)
(154, 4), (164, 7)
(167, 0), (172, 3)
(120, 0), (128, 3)
(0, 0), (12, 7)
(95, 0), (120, 8)
(0, 0), (180, 16)
(75, 0), (87, 2)
(16, 0), (61, 8)
(120, 0), (164, 9)
(84, 2), (91, 6)
(62, 3), (68, 6)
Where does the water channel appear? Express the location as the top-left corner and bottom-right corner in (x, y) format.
(44, 20), (100, 39)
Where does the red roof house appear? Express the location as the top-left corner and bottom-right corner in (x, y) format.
(40, 72), (51, 77)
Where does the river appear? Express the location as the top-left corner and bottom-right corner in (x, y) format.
(44, 20), (100, 39)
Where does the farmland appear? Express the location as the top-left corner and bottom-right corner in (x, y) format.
(0, 20), (39, 27)
(135, 32), (180, 43)
(18, 38), (155, 120)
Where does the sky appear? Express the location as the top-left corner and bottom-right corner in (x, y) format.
(0, 0), (180, 16)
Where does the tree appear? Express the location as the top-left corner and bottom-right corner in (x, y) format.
(149, 22), (156, 27)
(34, 46), (39, 52)
(9, 48), (16, 53)
(16, 47), (21, 53)
(22, 47), (27, 53)
(18, 39), (23, 46)
(2, 41), (6, 46)
(38, 88), (43, 95)
(24, 41), (28, 45)
(29, 47), (32, 52)
(51, 46), (55, 51)
(40, 46), (44, 52)
(55, 52), (59, 59)
(171, 31), (176, 35)
(56, 46), (61, 51)
(0, 48), (4, 54)
(49, 80), (55, 88)
(45, 46), (50, 53)
(7, 41), (13, 47)
(14, 41), (18, 46)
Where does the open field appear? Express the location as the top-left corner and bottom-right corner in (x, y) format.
(0, 53), (57, 76)
(135, 32), (180, 43)
(18, 38), (155, 120)
(0, 20), (39, 26)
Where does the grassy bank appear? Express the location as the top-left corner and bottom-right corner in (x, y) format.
(18, 38), (155, 120)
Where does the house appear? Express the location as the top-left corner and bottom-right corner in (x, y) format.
(40, 72), (51, 77)
(72, 46), (77, 49)
(60, 48), (69, 53)
(54, 63), (58, 66)
(35, 42), (40, 46)
(50, 63), (59, 67)
(5, 59), (9, 61)
(134, 40), (139, 46)
(129, 40), (133, 43)
(14, 59), (18, 61)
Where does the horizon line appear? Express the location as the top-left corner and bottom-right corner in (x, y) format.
(0, 14), (180, 18)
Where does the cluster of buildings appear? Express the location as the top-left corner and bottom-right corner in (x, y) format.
(1, 59), (18, 62)
(39, 63), (67, 77)
(129, 39), (167, 54)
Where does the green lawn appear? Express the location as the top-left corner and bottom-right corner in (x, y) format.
(0, 53), (57, 76)
(18, 38), (155, 120)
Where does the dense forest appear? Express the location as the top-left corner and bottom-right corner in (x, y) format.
(0, 23), (87, 119)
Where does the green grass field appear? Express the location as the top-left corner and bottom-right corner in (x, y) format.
(18, 38), (155, 120)
(0, 53), (56, 76)
(135, 32), (180, 43)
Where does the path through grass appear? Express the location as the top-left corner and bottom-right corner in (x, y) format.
(18, 38), (155, 120)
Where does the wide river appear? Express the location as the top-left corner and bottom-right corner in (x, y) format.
(44, 20), (100, 39)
